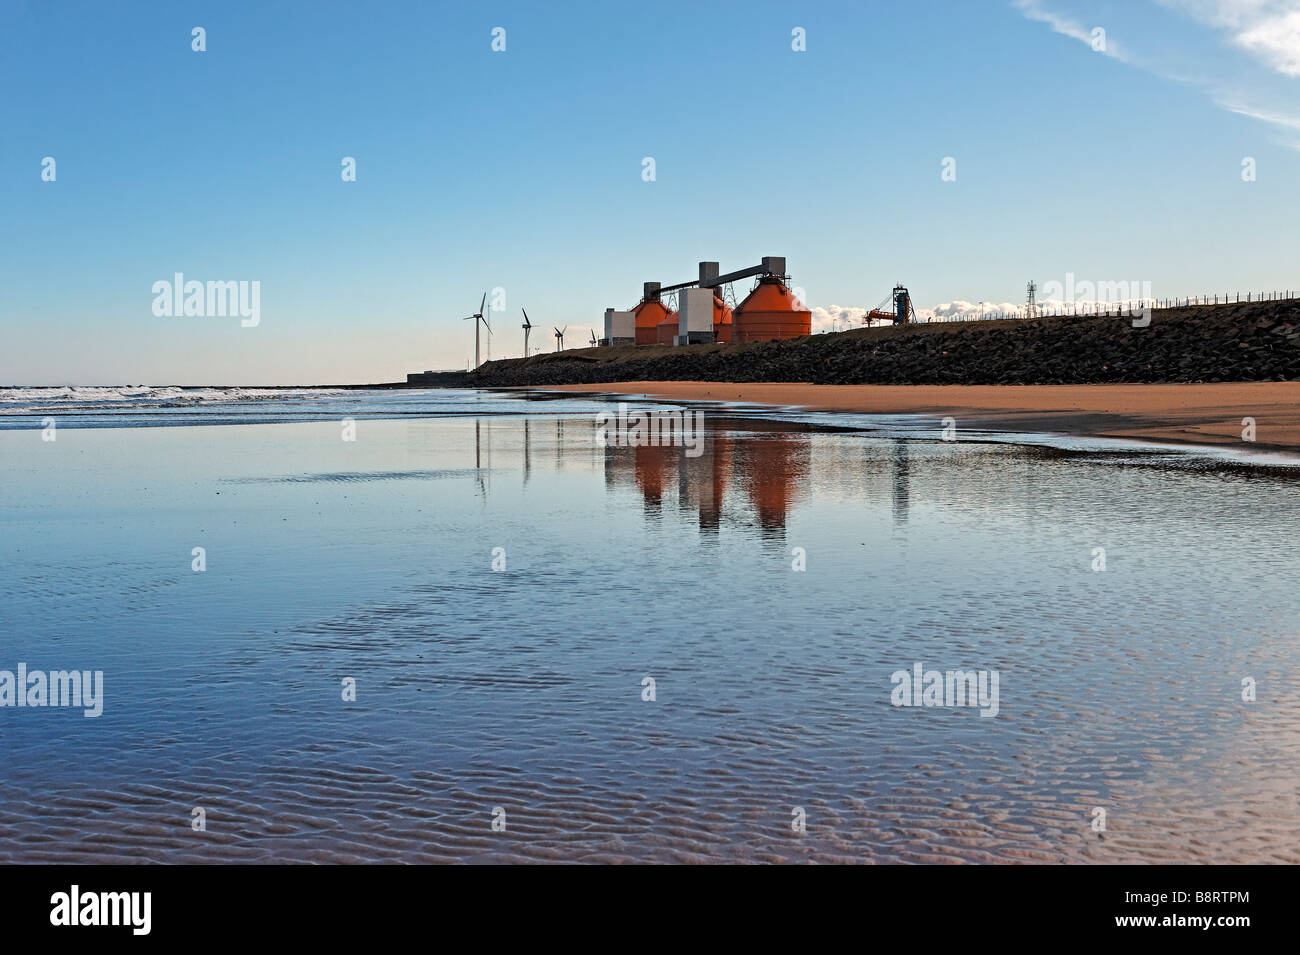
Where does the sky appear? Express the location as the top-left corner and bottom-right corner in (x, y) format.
(2, 0), (1298, 385)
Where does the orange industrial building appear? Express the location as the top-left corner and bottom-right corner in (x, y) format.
(732, 277), (808, 343)
(655, 310), (678, 346)
(632, 295), (673, 346)
(655, 294), (733, 345)
(602, 257), (809, 347)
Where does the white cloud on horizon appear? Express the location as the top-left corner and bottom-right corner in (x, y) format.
(811, 298), (1162, 328)
(810, 305), (871, 333)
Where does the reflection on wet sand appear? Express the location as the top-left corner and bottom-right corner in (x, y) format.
(678, 429), (731, 531)
(891, 438), (909, 525)
(602, 417), (813, 534)
(595, 420), (921, 533)
(467, 413), (927, 532)
(484, 413), (912, 532)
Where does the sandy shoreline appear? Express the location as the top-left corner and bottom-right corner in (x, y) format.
(536, 381), (1300, 453)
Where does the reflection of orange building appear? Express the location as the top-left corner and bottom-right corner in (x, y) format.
(736, 429), (809, 533)
(678, 431), (731, 530)
(633, 442), (677, 512)
(603, 417), (809, 535)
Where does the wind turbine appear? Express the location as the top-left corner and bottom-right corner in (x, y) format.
(553, 325), (566, 352)
(462, 293), (490, 368)
(521, 308), (534, 358)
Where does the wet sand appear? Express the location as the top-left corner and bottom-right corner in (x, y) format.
(5, 397), (1300, 863)
(539, 381), (1300, 452)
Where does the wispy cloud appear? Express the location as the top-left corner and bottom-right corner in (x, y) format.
(1015, 0), (1300, 147)
(1012, 0), (1131, 60)
(1214, 96), (1300, 129)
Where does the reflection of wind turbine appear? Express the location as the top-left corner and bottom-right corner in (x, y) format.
(521, 308), (534, 358)
(474, 418), (492, 499)
(553, 325), (566, 351)
(462, 293), (490, 368)
(523, 417), (531, 484)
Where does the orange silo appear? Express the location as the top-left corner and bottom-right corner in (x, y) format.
(664, 291), (732, 345)
(633, 283), (671, 346)
(732, 277), (810, 343)
(656, 311), (678, 346)
(634, 299), (671, 345)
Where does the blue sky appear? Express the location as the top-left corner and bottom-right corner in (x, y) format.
(2, 0), (1297, 384)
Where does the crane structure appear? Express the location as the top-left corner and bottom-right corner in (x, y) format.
(863, 285), (914, 326)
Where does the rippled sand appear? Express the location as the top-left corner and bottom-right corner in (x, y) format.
(1, 403), (1297, 863)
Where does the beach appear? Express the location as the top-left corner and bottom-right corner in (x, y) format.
(2, 387), (1298, 863)
(540, 381), (1300, 453)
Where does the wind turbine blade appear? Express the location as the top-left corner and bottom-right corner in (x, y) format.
(479, 292), (487, 316)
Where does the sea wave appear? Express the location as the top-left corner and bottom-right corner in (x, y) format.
(0, 385), (341, 412)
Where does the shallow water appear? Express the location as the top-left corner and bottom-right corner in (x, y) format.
(1, 389), (1297, 863)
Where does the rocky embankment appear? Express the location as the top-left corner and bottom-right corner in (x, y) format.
(461, 301), (1300, 388)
